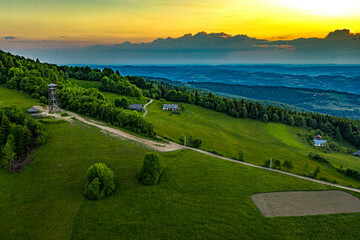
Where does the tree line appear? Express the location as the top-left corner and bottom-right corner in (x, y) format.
(126, 77), (360, 149)
(61, 63), (360, 149)
(0, 106), (47, 168)
(0, 51), (155, 137)
(2, 50), (359, 148)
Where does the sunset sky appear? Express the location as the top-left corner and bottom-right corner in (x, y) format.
(1, 0), (360, 49)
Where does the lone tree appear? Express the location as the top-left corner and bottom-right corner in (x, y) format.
(84, 163), (115, 200)
(137, 152), (163, 185)
(238, 149), (245, 162)
(2, 134), (16, 167)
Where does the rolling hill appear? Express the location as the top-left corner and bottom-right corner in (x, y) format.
(1, 86), (360, 240)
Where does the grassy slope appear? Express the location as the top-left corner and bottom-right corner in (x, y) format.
(1, 86), (360, 240)
(146, 100), (360, 188)
(0, 86), (39, 110)
(69, 79), (150, 105)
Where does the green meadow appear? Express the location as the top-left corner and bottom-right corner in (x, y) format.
(1, 86), (360, 239)
(0, 87), (39, 110)
(146, 100), (360, 188)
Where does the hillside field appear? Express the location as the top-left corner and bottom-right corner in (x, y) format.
(69, 78), (150, 105)
(146, 100), (360, 188)
(1, 87), (360, 239)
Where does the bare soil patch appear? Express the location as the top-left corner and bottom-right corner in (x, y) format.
(252, 190), (360, 217)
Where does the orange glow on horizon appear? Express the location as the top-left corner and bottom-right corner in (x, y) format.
(1, 0), (360, 49)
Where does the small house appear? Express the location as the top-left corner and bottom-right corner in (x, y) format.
(27, 108), (44, 118)
(314, 139), (327, 147)
(27, 107), (41, 115)
(353, 150), (360, 157)
(129, 104), (143, 111)
(162, 104), (179, 111)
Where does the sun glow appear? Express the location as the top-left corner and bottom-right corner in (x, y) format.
(275, 0), (360, 16)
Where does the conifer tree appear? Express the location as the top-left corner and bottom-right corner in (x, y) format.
(0, 115), (10, 145)
(2, 134), (16, 167)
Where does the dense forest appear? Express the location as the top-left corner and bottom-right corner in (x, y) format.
(1, 50), (360, 148)
(0, 106), (46, 169)
(0, 51), (155, 137)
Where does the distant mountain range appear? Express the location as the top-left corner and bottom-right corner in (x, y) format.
(102, 64), (360, 119)
(108, 65), (360, 94)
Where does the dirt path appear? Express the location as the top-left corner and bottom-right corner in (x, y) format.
(34, 105), (184, 152)
(35, 105), (360, 193)
(142, 99), (153, 117)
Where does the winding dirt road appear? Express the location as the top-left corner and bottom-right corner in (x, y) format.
(34, 105), (184, 152)
(35, 105), (360, 193)
(142, 99), (153, 117)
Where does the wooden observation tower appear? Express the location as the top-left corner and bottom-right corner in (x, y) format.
(48, 83), (61, 113)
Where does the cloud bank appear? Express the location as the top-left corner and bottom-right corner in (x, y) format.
(4, 36), (16, 40)
(6, 29), (360, 64)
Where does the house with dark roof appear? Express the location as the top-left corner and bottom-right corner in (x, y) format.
(162, 104), (179, 111)
(129, 104), (143, 111)
(353, 150), (360, 157)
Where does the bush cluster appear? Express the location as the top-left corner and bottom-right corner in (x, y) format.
(0, 106), (46, 168)
(308, 152), (331, 165)
(179, 136), (202, 148)
(114, 97), (132, 109)
(263, 158), (293, 170)
(137, 153), (162, 185)
(84, 163), (115, 200)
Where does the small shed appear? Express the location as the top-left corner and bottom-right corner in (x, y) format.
(353, 150), (360, 157)
(162, 104), (179, 111)
(27, 107), (41, 114)
(27, 108), (43, 118)
(314, 139), (327, 147)
(129, 104), (143, 111)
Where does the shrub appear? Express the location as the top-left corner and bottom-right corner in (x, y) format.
(263, 160), (271, 168)
(114, 97), (132, 109)
(282, 160), (293, 170)
(263, 158), (281, 169)
(137, 152), (162, 185)
(84, 163), (115, 200)
(208, 150), (223, 156)
(179, 136), (202, 148)
(238, 149), (245, 162)
(40, 96), (47, 104)
(308, 152), (331, 165)
(273, 159), (281, 168)
(309, 166), (321, 178)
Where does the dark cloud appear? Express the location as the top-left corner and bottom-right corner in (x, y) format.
(9, 29), (360, 64)
(4, 36), (16, 40)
